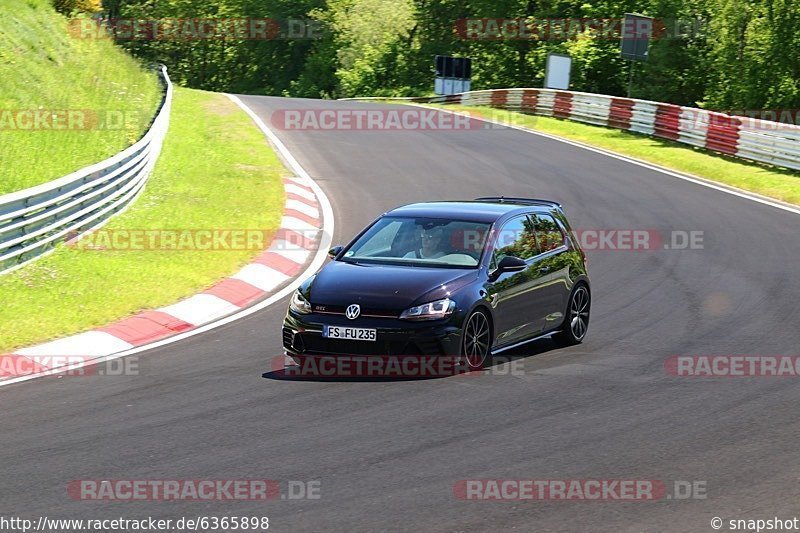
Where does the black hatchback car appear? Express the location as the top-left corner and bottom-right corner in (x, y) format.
(282, 197), (590, 369)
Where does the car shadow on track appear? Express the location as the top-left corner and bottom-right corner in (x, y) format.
(262, 337), (562, 383)
(262, 369), (452, 383)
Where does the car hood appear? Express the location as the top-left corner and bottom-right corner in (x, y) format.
(305, 260), (478, 312)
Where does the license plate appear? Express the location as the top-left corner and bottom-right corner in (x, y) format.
(323, 326), (377, 341)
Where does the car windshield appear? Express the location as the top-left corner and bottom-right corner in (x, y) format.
(341, 216), (492, 268)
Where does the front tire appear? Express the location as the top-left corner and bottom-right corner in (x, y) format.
(461, 309), (492, 369)
(553, 283), (590, 346)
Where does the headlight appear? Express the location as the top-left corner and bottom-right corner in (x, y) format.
(289, 290), (312, 314)
(399, 298), (455, 320)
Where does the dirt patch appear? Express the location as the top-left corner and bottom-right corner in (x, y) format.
(202, 94), (237, 117)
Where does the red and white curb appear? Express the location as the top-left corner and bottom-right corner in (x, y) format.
(0, 95), (334, 387)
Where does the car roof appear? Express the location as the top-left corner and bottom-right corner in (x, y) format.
(385, 200), (559, 223)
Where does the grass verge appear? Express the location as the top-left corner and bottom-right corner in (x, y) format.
(425, 103), (800, 206)
(0, 87), (285, 352)
(0, 0), (161, 194)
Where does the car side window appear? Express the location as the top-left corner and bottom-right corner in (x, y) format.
(531, 213), (565, 253)
(493, 215), (540, 264)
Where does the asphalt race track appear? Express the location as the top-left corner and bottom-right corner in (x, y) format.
(1, 97), (799, 532)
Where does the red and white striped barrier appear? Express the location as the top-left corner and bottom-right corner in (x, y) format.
(0, 175), (323, 379)
(349, 89), (800, 171)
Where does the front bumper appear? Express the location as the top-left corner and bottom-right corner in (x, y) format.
(282, 309), (463, 358)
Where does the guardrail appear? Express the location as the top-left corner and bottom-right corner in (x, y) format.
(345, 89), (800, 172)
(0, 65), (173, 275)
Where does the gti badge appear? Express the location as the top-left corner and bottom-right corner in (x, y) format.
(345, 304), (361, 320)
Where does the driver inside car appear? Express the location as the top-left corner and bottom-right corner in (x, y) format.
(403, 226), (447, 259)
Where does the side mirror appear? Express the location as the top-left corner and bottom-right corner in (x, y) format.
(489, 255), (527, 281)
(328, 245), (344, 259)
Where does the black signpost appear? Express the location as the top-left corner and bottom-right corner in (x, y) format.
(435, 55), (472, 95)
(620, 13), (653, 97)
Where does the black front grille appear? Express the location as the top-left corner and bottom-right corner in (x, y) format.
(282, 327), (294, 350)
(312, 304), (399, 318)
(296, 334), (442, 356)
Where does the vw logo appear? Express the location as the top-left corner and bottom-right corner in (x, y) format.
(345, 304), (361, 320)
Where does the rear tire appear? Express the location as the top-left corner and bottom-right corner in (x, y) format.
(553, 283), (590, 346)
(461, 310), (492, 369)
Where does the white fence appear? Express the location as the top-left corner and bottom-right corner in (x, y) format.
(0, 65), (173, 275)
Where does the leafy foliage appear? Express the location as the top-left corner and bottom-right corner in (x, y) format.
(91, 0), (800, 109)
(52, 0), (101, 16)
